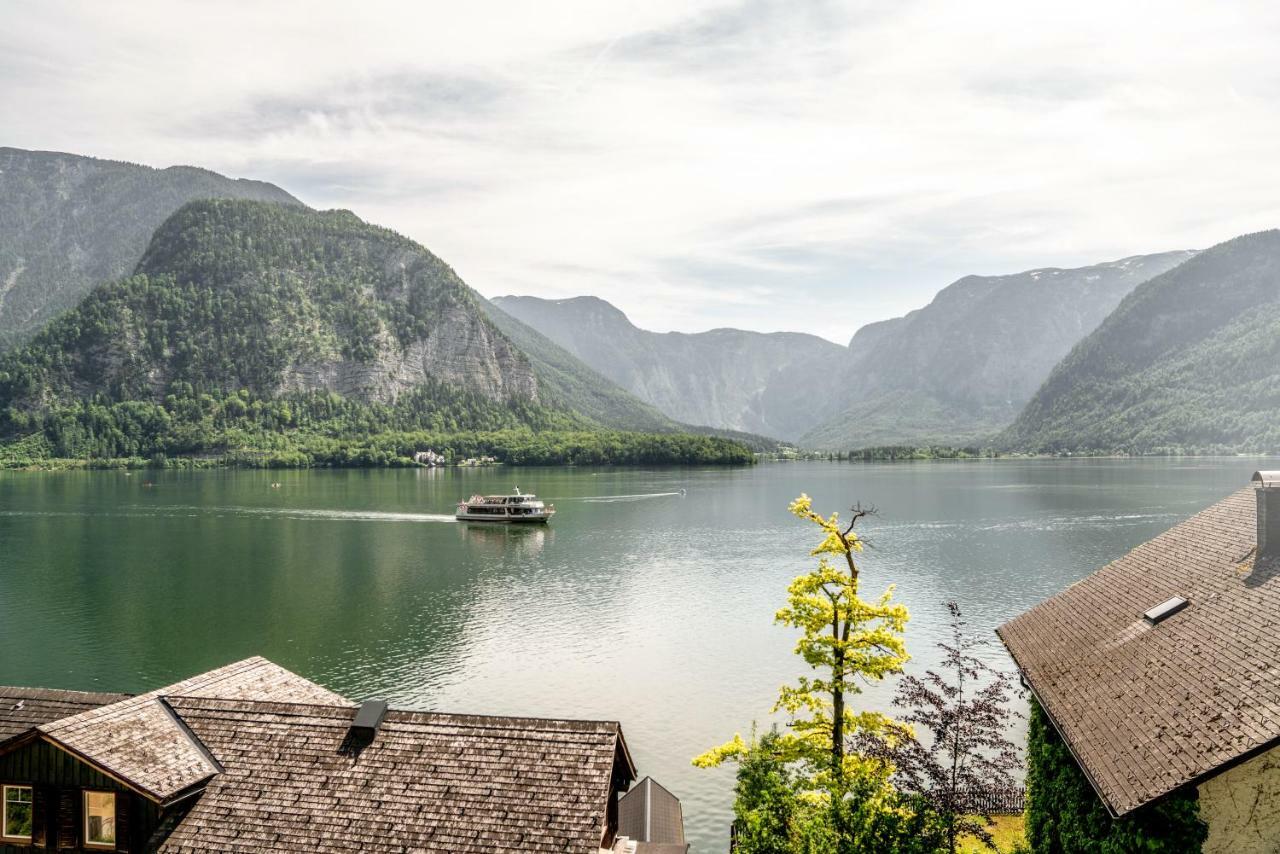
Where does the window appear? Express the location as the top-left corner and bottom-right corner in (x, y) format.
(2, 785), (33, 841)
(83, 790), (116, 848)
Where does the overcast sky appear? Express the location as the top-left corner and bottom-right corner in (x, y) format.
(5, 1), (1280, 342)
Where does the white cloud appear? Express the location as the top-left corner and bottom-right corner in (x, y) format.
(4, 0), (1280, 342)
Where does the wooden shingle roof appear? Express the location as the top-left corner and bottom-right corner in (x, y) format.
(153, 697), (631, 854)
(997, 487), (1280, 816)
(0, 687), (130, 744)
(36, 656), (350, 802)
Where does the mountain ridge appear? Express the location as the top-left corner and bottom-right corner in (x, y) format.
(1002, 230), (1280, 452)
(492, 294), (847, 440)
(800, 249), (1199, 448)
(0, 146), (303, 349)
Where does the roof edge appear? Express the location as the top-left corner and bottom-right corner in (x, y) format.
(995, 629), (1122, 818)
(157, 697), (225, 779)
(33, 731), (174, 804)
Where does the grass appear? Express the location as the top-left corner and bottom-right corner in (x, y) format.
(957, 814), (1027, 853)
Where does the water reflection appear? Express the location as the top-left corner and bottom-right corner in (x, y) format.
(456, 521), (552, 557)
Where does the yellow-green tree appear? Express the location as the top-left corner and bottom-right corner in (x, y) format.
(695, 494), (912, 825)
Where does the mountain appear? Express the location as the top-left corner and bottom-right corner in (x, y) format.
(491, 295), (847, 440)
(1, 199), (544, 418)
(0, 199), (754, 465)
(0, 147), (302, 350)
(799, 250), (1198, 449)
(1002, 230), (1280, 453)
(475, 297), (676, 432)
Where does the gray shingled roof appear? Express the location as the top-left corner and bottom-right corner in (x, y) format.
(0, 687), (130, 744)
(37, 657), (350, 802)
(153, 697), (631, 854)
(997, 487), (1280, 816)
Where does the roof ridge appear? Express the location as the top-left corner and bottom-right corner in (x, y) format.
(165, 695), (622, 730)
(0, 686), (132, 702)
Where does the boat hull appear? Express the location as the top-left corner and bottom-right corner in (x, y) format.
(455, 513), (553, 524)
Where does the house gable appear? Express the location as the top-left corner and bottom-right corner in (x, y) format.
(0, 737), (162, 852)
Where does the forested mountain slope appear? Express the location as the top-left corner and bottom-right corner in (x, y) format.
(1002, 230), (1280, 452)
(0, 200), (753, 465)
(0, 147), (301, 349)
(492, 295), (847, 439)
(800, 251), (1197, 448)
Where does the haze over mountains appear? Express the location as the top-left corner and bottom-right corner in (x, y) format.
(801, 251), (1198, 448)
(493, 295), (847, 439)
(498, 251), (1197, 447)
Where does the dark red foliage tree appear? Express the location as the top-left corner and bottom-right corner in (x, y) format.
(867, 602), (1024, 853)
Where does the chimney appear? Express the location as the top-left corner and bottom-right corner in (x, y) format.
(1252, 471), (1280, 557)
(349, 699), (388, 741)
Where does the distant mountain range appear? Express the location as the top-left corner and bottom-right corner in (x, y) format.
(0, 147), (301, 350)
(800, 251), (1198, 448)
(496, 251), (1196, 448)
(5, 145), (1280, 459)
(492, 295), (847, 440)
(1002, 230), (1280, 453)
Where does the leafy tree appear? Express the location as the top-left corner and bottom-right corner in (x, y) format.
(695, 494), (917, 851)
(865, 602), (1023, 853)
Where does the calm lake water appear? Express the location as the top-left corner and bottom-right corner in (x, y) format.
(0, 458), (1268, 851)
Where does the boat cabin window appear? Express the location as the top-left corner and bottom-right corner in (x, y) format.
(2, 785), (32, 842)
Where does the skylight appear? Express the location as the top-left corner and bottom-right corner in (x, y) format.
(1143, 597), (1188, 625)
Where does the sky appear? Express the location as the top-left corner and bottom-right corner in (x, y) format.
(5, 0), (1280, 343)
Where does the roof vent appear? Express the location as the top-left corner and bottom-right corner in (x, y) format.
(1143, 596), (1188, 625)
(1253, 471), (1280, 557)
(351, 700), (388, 738)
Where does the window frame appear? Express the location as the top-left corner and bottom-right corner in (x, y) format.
(82, 789), (117, 850)
(1, 783), (34, 843)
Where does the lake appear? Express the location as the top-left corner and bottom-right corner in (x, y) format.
(0, 458), (1267, 851)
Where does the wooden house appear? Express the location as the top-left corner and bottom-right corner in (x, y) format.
(0, 657), (678, 852)
(998, 472), (1280, 853)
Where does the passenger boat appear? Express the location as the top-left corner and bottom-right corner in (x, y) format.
(455, 488), (555, 524)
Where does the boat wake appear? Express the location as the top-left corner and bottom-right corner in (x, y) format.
(562, 490), (686, 503)
(0, 505), (460, 524)
(202, 507), (458, 523)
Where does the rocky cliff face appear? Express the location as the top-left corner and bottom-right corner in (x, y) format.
(279, 302), (538, 404)
(800, 250), (1198, 448)
(0, 200), (541, 415)
(492, 295), (847, 440)
(0, 147), (302, 350)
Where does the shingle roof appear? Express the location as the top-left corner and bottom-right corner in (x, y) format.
(152, 697), (630, 854)
(36, 657), (349, 802)
(997, 487), (1280, 816)
(0, 687), (130, 744)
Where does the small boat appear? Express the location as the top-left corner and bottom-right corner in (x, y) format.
(455, 488), (555, 524)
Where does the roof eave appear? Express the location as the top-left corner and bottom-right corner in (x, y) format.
(994, 627), (1124, 819)
(33, 730), (201, 805)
